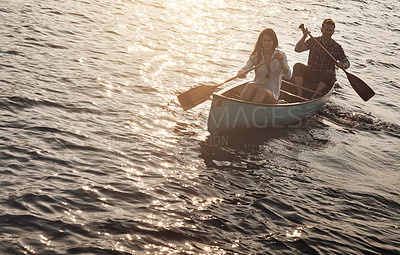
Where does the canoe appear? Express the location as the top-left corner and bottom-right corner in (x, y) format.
(207, 80), (334, 133)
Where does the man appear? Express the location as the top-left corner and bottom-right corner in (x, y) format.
(293, 19), (350, 99)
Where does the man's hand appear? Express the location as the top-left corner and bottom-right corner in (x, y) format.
(299, 24), (310, 38)
(302, 27), (310, 38)
(336, 61), (349, 69)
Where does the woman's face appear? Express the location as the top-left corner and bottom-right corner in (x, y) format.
(261, 34), (274, 50)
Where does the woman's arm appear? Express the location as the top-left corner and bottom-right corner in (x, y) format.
(277, 51), (291, 79)
(237, 55), (255, 78)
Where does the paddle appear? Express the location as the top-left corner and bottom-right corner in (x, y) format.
(177, 57), (275, 111)
(299, 24), (375, 101)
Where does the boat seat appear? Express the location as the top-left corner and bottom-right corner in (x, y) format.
(231, 91), (242, 99)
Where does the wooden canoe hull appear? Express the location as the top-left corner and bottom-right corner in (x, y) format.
(207, 81), (334, 133)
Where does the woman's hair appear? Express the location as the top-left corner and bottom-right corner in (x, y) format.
(251, 28), (278, 65)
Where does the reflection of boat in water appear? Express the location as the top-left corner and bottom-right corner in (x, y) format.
(207, 80), (334, 133)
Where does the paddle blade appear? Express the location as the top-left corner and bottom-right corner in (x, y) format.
(344, 71), (375, 101)
(177, 85), (217, 111)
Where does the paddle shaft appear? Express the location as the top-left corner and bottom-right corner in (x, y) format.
(213, 57), (276, 88)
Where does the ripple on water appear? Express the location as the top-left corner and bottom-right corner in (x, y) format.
(1, 0), (400, 254)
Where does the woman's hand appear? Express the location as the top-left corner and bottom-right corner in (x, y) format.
(276, 52), (289, 74)
(276, 52), (284, 64)
(275, 52), (286, 67)
(237, 70), (246, 78)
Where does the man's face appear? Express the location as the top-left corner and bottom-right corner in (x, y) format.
(321, 24), (335, 39)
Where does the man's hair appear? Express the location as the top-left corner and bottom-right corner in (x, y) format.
(322, 18), (335, 28)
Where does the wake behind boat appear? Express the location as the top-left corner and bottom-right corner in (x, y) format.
(207, 80), (334, 133)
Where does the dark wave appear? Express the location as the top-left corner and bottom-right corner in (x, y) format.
(366, 59), (400, 69)
(0, 96), (101, 115)
(321, 104), (400, 134)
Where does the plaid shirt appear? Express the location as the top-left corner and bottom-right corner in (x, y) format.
(305, 36), (346, 72)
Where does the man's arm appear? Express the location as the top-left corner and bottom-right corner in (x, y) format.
(295, 28), (309, 52)
(337, 56), (350, 69)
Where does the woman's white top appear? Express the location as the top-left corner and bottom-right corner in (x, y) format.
(240, 49), (291, 100)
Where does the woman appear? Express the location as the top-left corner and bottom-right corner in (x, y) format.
(237, 28), (291, 104)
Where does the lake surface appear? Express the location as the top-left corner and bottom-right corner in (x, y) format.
(1, 0), (399, 254)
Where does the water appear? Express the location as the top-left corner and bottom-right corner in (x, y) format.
(1, 0), (399, 254)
